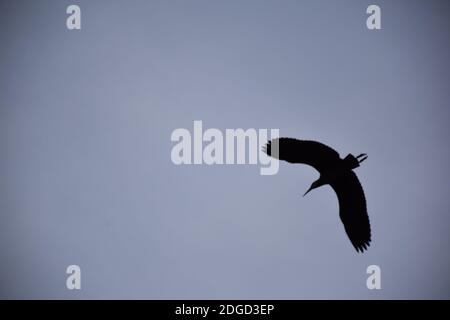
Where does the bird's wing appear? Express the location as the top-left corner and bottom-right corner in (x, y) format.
(329, 171), (371, 252)
(263, 138), (340, 173)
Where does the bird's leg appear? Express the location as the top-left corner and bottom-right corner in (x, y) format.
(356, 154), (368, 163)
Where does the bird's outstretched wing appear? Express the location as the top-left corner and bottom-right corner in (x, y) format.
(263, 138), (340, 173)
(329, 171), (371, 252)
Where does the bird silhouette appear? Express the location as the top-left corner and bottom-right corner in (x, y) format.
(263, 138), (371, 253)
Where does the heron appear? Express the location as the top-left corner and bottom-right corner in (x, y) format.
(263, 138), (371, 253)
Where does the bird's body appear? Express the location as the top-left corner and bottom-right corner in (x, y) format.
(310, 154), (363, 190)
(264, 138), (371, 253)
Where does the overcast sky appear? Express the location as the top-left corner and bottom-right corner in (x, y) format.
(1, 0), (449, 299)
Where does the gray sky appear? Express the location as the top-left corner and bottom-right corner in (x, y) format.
(1, 0), (449, 299)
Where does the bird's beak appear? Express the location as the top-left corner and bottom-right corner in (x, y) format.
(303, 186), (313, 197)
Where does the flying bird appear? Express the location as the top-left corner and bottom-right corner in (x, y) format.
(263, 138), (371, 253)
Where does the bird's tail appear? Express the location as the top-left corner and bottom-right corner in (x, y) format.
(344, 154), (367, 169)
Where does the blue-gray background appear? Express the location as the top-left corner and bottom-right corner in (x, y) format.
(1, 0), (449, 299)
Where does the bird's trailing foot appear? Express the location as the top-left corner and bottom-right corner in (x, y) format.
(356, 153), (368, 163)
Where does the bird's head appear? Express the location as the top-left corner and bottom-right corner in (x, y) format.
(303, 180), (322, 197)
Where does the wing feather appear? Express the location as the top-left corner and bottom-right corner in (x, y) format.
(264, 138), (340, 173)
(329, 171), (371, 252)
